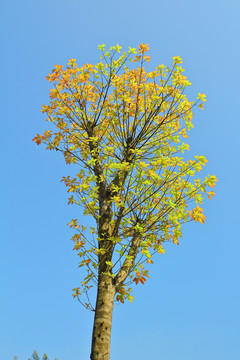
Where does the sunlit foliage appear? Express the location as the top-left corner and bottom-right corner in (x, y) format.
(33, 44), (217, 308)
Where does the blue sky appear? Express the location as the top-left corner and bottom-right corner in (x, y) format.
(1, 0), (240, 359)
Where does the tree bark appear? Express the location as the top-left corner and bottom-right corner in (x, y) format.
(90, 274), (115, 360)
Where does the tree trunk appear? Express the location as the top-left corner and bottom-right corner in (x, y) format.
(90, 274), (115, 360)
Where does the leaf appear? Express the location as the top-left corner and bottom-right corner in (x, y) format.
(115, 44), (122, 53)
(98, 44), (106, 51)
(197, 93), (207, 102)
(172, 56), (183, 64)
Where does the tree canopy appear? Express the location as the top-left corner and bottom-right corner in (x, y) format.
(33, 43), (217, 309)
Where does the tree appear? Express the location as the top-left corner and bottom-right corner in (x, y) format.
(28, 350), (51, 360)
(27, 350), (58, 360)
(33, 43), (217, 360)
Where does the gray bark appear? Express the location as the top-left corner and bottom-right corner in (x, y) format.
(90, 274), (115, 360)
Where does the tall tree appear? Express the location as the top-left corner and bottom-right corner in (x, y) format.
(33, 44), (217, 360)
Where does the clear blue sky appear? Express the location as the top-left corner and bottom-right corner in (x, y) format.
(1, 0), (239, 359)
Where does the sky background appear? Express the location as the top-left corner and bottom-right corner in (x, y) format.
(1, 0), (240, 359)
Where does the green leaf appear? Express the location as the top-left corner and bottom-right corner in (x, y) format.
(98, 44), (106, 51)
